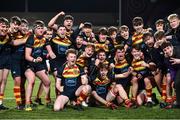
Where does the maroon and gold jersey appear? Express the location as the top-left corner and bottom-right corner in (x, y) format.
(51, 35), (72, 57)
(132, 32), (143, 46)
(62, 64), (80, 78)
(76, 54), (87, 67)
(94, 42), (109, 53)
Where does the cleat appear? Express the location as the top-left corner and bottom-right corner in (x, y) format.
(164, 103), (180, 109)
(46, 102), (53, 109)
(74, 104), (84, 111)
(15, 104), (25, 110)
(25, 105), (32, 111)
(0, 104), (9, 110)
(159, 102), (168, 108)
(152, 93), (159, 105)
(145, 101), (153, 107)
(35, 98), (44, 105)
(81, 101), (88, 107)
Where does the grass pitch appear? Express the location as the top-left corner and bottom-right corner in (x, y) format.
(0, 74), (180, 119)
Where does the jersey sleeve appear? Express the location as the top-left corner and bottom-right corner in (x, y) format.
(25, 35), (34, 48)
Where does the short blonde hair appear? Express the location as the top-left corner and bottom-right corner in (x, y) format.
(65, 48), (77, 56)
(167, 14), (179, 21)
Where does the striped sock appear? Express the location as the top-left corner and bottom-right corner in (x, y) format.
(146, 88), (152, 102)
(14, 86), (21, 105)
(166, 97), (173, 103)
(0, 93), (4, 105)
(161, 84), (167, 101)
(76, 91), (88, 105)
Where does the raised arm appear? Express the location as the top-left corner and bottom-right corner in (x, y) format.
(48, 11), (65, 30)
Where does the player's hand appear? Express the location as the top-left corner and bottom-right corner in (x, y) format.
(79, 23), (84, 29)
(128, 67), (133, 73)
(58, 11), (65, 16)
(170, 57), (180, 65)
(137, 73), (142, 79)
(109, 63), (115, 69)
(36, 57), (43, 62)
(166, 35), (172, 40)
(95, 59), (100, 66)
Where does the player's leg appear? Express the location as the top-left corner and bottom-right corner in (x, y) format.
(24, 69), (36, 111)
(36, 70), (51, 105)
(54, 95), (69, 111)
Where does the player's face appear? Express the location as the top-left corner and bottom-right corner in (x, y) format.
(110, 31), (117, 39)
(120, 30), (129, 39)
(10, 22), (20, 32)
(64, 19), (73, 30)
(155, 37), (166, 46)
(99, 68), (108, 79)
(67, 53), (77, 66)
(34, 26), (45, 36)
(163, 46), (173, 58)
(83, 28), (92, 37)
(76, 36), (83, 45)
(57, 26), (67, 37)
(99, 34), (107, 42)
(144, 36), (154, 47)
(85, 47), (94, 57)
(98, 52), (106, 61)
(20, 23), (29, 34)
(156, 24), (164, 31)
(44, 30), (53, 40)
(169, 18), (180, 29)
(133, 24), (143, 34)
(115, 49), (125, 61)
(131, 49), (141, 60)
(0, 23), (8, 36)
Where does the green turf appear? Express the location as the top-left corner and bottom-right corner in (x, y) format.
(0, 74), (180, 119)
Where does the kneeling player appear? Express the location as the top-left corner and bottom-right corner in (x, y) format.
(54, 49), (91, 111)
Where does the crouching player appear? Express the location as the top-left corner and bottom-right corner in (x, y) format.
(54, 49), (91, 111)
(90, 63), (132, 109)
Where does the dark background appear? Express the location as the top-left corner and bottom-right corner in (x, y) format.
(0, 0), (180, 28)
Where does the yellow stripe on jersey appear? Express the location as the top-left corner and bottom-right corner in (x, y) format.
(93, 77), (110, 86)
(115, 63), (129, 69)
(95, 43), (109, 52)
(0, 38), (8, 44)
(16, 35), (24, 39)
(132, 60), (146, 71)
(115, 59), (129, 69)
(76, 54), (86, 67)
(62, 64), (80, 78)
(134, 66), (146, 71)
(33, 35), (46, 48)
(132, 33), (143, 45)
(52, 36), (71, 47)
